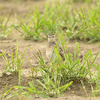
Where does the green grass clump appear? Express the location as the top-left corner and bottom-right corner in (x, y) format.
(14, 1), (71, 41)
(0, 14), (12, 39)
(29, 35), (100, 97)
(70, 3), (100, 42)
(90, 61), (100, 97)
(13, 0), (100, 43)
(0, 38), (100, 99)
(0, 84), (12, 100)
(32, 34), (100, 97)
(1, 40), (26, 76)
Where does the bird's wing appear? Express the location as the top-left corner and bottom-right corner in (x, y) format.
(59, 47), (65, 61)
(53, 42), (65, 61)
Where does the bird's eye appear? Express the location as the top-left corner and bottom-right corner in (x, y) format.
(52, 36), (54, 38)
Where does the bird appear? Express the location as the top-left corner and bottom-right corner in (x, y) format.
(46, 34), (65, 61)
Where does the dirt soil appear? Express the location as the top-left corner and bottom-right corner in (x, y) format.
(0, 0), (100, 100)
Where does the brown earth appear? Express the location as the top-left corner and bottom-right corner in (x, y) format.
(0, 0), (100, 100)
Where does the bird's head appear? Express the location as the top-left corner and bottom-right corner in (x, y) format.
(48, 34), (57, 43)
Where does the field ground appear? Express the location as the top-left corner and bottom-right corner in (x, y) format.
(0, 0), (100, 100)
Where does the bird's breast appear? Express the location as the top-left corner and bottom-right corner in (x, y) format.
(46, 47), (56, 60)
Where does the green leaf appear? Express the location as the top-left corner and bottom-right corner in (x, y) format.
(58, 81), (73, 93)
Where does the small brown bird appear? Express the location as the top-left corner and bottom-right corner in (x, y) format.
(46, 34), (65, 61)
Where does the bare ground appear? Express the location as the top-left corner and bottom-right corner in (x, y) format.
(0, 0), (100, 100)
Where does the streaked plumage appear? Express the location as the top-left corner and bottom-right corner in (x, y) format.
(46, 34), (65, 61)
